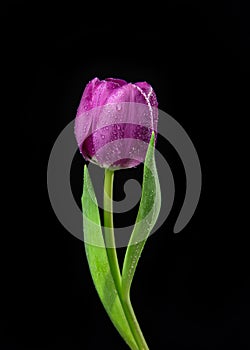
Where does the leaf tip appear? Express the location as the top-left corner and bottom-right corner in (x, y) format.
(150, 131), (155, 145)
(83, 163), (88, 178)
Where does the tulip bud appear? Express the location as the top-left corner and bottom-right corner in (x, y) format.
(74, 77), (158, 170)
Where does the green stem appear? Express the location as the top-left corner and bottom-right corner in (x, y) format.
(103, 169), (150, 350)
(121, 294), (150, 350)
(103, 169), (122, 290)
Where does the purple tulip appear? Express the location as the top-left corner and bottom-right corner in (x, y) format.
(74, 77), (158, 169)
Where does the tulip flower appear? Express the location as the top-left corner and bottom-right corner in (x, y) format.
(74, 77), (158, 169)
(76, 77), (161, 350)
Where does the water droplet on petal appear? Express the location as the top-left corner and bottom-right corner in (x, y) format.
(116, 104), (122, 111)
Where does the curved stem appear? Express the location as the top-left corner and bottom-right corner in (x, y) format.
(103, 169), (150, 350)
(122, 294), (150, 350)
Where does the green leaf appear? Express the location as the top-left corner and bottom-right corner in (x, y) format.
(122, 132), (161, 295)
(82, 165), (138, 350)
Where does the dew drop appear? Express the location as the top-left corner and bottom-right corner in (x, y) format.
(116, 104), (122, 111)
(101, 135), (105, 139)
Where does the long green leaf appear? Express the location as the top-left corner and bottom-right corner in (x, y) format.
(122, 132), (161, 295)
(82, 165), (138, 350)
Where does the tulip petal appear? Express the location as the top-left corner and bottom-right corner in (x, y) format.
(77, 77), (100, 115)
(134, 81), (158, 108)
(106, 78), (127, 87)
(75, 78), (159, 169)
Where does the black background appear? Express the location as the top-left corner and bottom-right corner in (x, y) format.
(2, 2), (249, 349)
